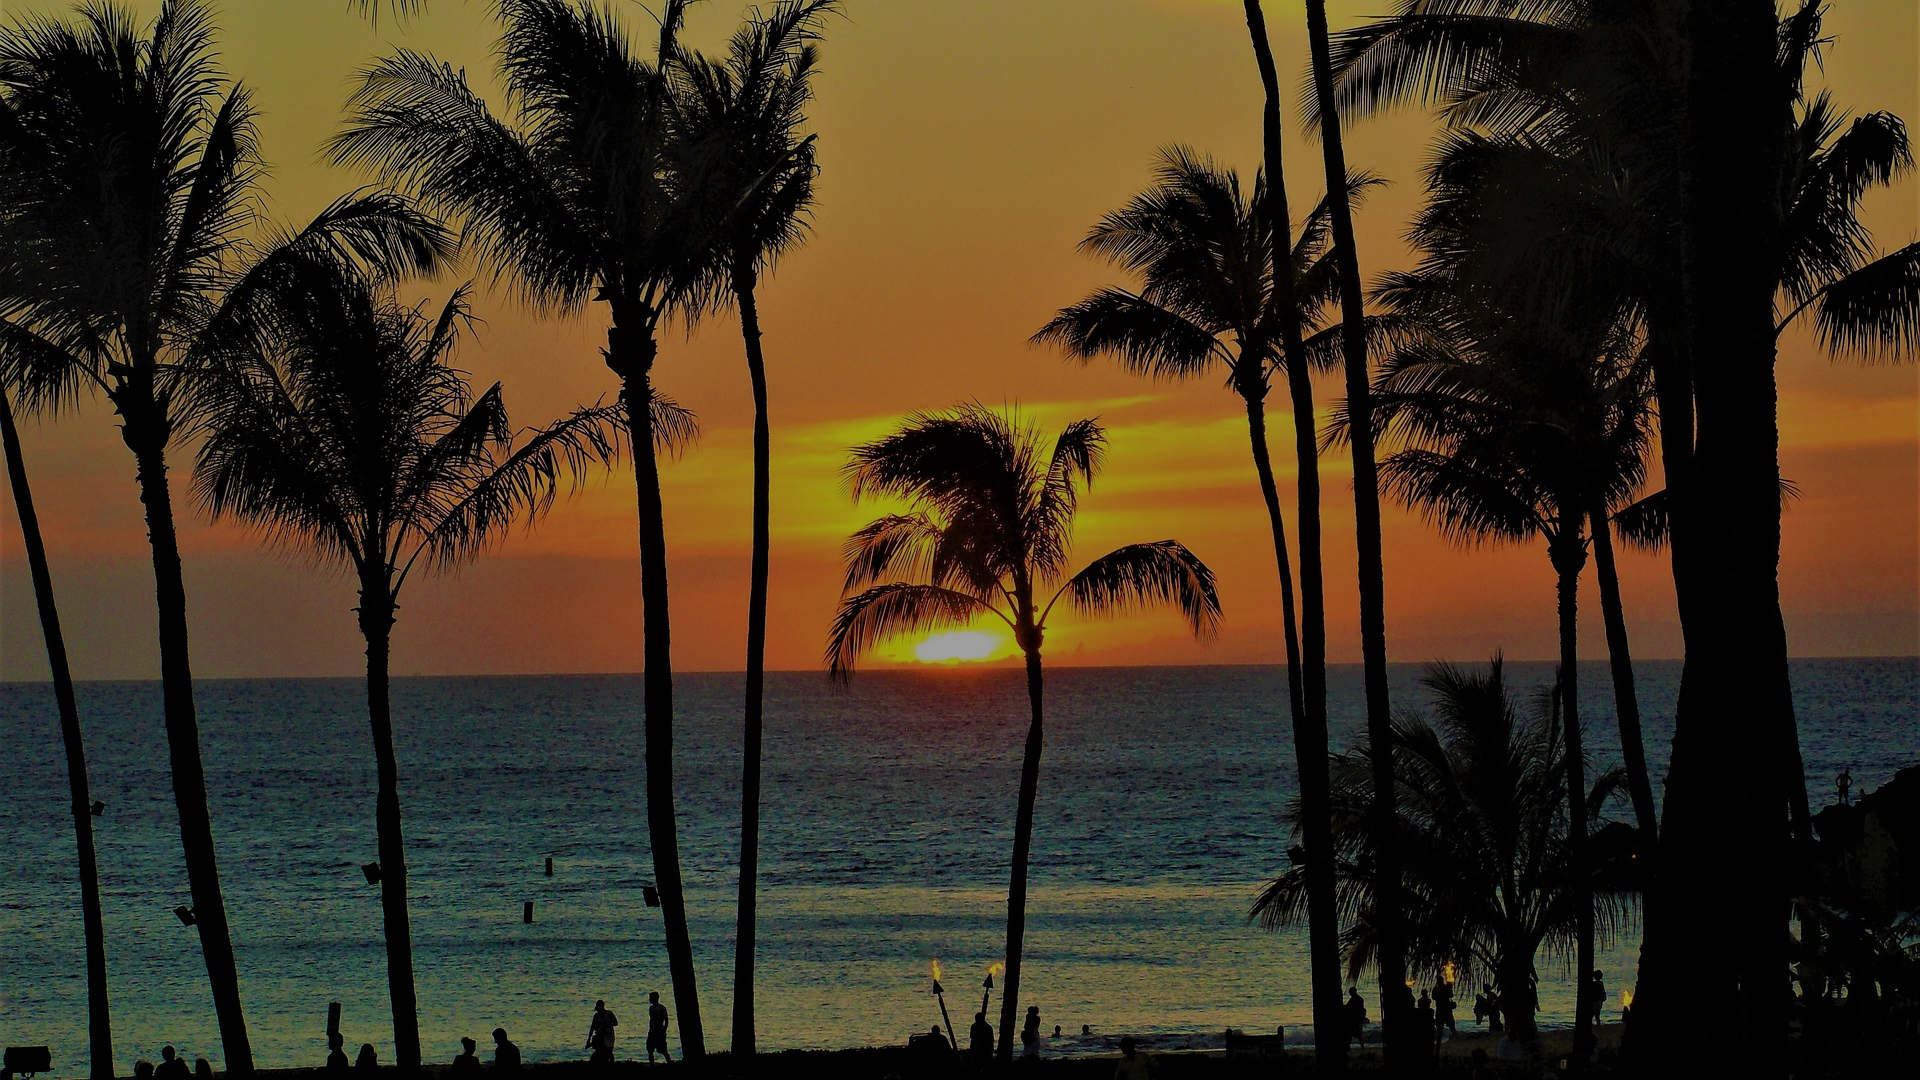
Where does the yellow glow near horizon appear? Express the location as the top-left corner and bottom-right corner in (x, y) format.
(912, 630), (1009, 663)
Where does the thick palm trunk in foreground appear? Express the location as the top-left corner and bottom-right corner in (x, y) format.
(121, 392), (254, 1073)
(2, 392), (115, 1080)
(732, 268), (773, 1057)
(1243, 3), (1346, 1065)
(358, 585), (421, 1070)
(1301, 0), (1407, 1063)
(996, 630), (1047, 1064)
(613, 322), (706, 1060)
(1550, 531), (1594, 1070)
(1588, 507), (1656, 841)
(1633, 6), (1795, 1075)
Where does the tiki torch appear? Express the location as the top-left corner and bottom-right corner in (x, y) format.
(931, 959), (958, 1050)
(981, 961), (1004, 1018)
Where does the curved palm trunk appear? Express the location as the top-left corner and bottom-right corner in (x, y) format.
(1588, 507), (1656, 842)
(1550, 532), (1594, 1070)
(731, 269), (772, 1058)
(2, 392), (114, 1080)
(1243, 394), (1343, 1061)
(121, 394), (254, 1074)
(1243, 4), (1347, 1065)
(358, 583), (421, 1070)
(613, 323), (705, 1060)
(1300, 0), (1406, 1062)
(995, 636), (1046, 1065)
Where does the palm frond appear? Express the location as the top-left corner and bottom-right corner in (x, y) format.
(1032, 288), (1226, 382)
(826, 582), (1000, 682)
(1050, 539), (1222, 639)
(1808, 241), (1920, 362)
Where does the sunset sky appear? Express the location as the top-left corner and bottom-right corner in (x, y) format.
(2, 0), (1914, 681)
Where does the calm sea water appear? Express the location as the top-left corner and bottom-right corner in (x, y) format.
(2, 659), (1914, 1073)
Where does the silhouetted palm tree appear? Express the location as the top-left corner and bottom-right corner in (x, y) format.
(1365, 247), (1654, 1060)
(330, 0), (716, 1053)
(826, 405), (1222, 1064)
(191, 268), (633, 1070)
(0, 346), (111, 1080)
(672, 1), (836, 1054)
(1033, 142), (1383, 1068)
(1254, 657), (1639, 1045)
(1, 4), (450, 1068)
(1290, 0), (1417, 1060)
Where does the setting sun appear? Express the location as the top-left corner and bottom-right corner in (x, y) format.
(911, 630), (1009, 663)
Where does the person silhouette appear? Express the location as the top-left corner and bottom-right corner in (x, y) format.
(326, 1034), (349, 1073)
(1435, 981), (1456, 1038)
(586, 999), (618, 1063)
(133, 1062), (154, 1080)
(491, 1029), (520, 1072)
(1584, 970), (1607, 1031)
(1113, 1036), (1152, 1080)
(155, 1048), (189, 1080)
(646, 992), (671, 1064)
(354, 1044), (377, 1072)
(1021, 1005), (1041, 1059)
(451, 1038), (480, 1074)
(193, 1057), (212, 1080)
(1081, 1025), (1092, 1037)
(969, 1011), (994, 1066)
(1837, 768), (1852, 806)
(1345, 986), (1368, 1047)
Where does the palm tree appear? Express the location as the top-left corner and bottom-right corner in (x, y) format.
(0, 345), (111, 1080)
(1, 4), (451, 1068)
(329, 0), (718, 1053)
(826, 405), (1222, 1064)
(1365, 249), (1654, 1062)
(1254, 657), (1639, 1046)
(1289, 0), (1418, 1060)
(191, 267), (633, 1071)
(1033, 143), (1384, 1067)
(671, 1), (836, 1054)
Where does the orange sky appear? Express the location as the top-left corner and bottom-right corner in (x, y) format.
(2, 0), (1915, 680)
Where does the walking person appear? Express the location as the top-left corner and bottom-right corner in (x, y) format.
(1345, 986), (1369, 1047)
(586, 999), (618, 1064)
(646, 992), (672, 1064)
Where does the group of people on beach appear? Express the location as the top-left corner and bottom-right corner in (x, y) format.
(317, 992), (672, 1073)
(128, 1046), (210, 1080)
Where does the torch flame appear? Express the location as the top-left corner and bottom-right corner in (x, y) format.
(1442, 961), (1457, 985)
(1405, 977), (1416, 989)
(931, 958), (943, 981)
(1621, 988), (1634, 1009)
(987, 962), (1005, 978)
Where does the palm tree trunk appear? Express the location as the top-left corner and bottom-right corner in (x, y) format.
(358, 582), (420, 1071)
(1634, 5), (1795, 1075)
(1300, 0), (1407, 1062)
(1243, 394), (1343, 1063)
(1243, 5), (1348, 1065)
(1498, 946), (1538, 1046)
(1588, 506), (1656, 842)
(121, 402), (254, 1074)
(2, 391), (114, 1080)
(731, 268), (772, 1058)
(1550, 531), (1594, 1070)
(613, 323), (705, 1060)
(996, 638), (1046, 1065)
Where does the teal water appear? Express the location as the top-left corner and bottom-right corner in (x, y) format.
(1, 659), (1914, 1072)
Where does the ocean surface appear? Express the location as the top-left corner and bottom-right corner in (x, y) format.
(2, 659), (1914, 1073)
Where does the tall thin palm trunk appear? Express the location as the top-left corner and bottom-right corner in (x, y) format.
(996, 608), (1046, 1065)
(1588, 506), (1656, 841)
(1244, 3), (1345, 1065)
(1301, 0), (1406, 1061)
(1243, 397), (1306, 747)
(121, 387), (254, 1073)
(615, 323), (705, 1060)
(2, 391), (114, 1080)
(358, 582), (421, 1070)
(1550, 527), (1594, 1070)
(732, 265), (772, 1058)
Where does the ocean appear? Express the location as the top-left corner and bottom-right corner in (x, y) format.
(2, 659), (1914, 1073)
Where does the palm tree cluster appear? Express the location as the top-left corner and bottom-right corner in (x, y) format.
(2, 1), (1910, 1078)
(4, 0), (836, 1069)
